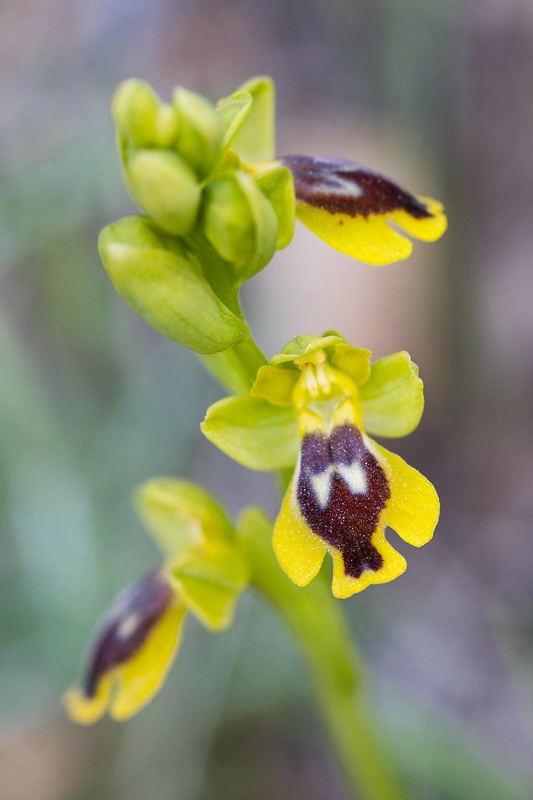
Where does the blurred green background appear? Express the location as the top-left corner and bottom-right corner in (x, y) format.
(2, 1), (533, 798)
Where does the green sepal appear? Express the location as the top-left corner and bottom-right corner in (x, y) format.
(200, 339), (267, 395)
(99, 216), (248, 354)
(201, 395), (299, 470)
(231, 76), (275, 163)
(271, 333), (347, 367)
(215, 90), (252, 164)
(173, 87), (222, 178)
(202, 171), (278, 283)
(112, 78), (180, 148)
(250, 365), (298, 406)
(360, 351), (424, 438)
(135, 477), (237, 557)
(255, 167), (295, 250)
(330, 344), (372, 386)
(170, 546), (248, 631)
(202, 174), (256, 264)
(123, 149), (201, 236)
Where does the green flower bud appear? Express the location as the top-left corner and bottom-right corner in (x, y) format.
(112, 78), (179, 148)
(173, 88), (222, 177)
(202, 174), (255, 264)
(124, 149), (201, 236)
(202, 170), (278, 283)
(98, 215), (248, 354)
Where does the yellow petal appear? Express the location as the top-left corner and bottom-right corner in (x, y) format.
(372, 442), (440, 546)
(273, 474), (327, 586)
(295, 203), (413, 265)
(110, 605), (187, 721)
(63, 677), (113, 726)
(330, 526), (407, 598)
(390, 196), (447, 242)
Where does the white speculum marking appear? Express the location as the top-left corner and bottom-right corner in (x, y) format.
(116, 613), (140, 640)
(317, 175), (363, 198)
(310, 467), (333, 509)
(337, 462), (368, 495)
(309, 461), (368, 509)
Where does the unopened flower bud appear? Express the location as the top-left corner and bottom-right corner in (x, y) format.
(125, 150), (201, 236)
(112, 79), (179, 148)
(173, 88), (222, 177)
(99, 216), (248, 354)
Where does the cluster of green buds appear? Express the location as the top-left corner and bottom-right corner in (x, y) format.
(66, 75), (447, 724)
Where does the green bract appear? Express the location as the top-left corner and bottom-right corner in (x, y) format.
(136, 478), (248, 631)
(103, 76), (295, 360)
(202, 334), (425, 469)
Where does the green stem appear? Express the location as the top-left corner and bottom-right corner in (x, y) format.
(239, 508), (411, 800)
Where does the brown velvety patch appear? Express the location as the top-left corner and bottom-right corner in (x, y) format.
(283, 155), (432, 219)
(84, 570), (173, 697)
(297, 425), (390, 578)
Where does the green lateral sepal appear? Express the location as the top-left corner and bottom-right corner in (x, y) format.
(201, 395), (299, 470)
(170, 545), (248, 631)
(135, 477), (237, 556)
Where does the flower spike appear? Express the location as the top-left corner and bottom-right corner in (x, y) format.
(282, 155), (447, 265)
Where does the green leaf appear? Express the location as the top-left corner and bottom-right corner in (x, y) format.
(201, 395), (299, 470)
(99, 216), (248, 354)
(231, 76), (275, 163)
(135, 478), (236, 556)
(255, 167), (295, 250)
(360, 351), (424, 438)
(250, 365), (298, 406)
(200, 339), (267, 395)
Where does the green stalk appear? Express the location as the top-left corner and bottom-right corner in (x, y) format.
(239, 508), (411, 800)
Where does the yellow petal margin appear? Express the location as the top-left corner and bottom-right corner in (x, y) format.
(330, 526), (407, 599)
(273, 473), (327, 586)
(372, 441), (440, 546)
(64, 605), (187, 725)
(110, 605), (187, 721)
(295, 196), (447, 265)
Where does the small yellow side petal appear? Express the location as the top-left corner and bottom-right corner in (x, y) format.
(330, 527), (406, 599)
(63, 677), (112, 726)
(273, 477), (327, 586)
(110, 605), (186, 721)
(373, 443), (440, 546)
(295, 203), (413, 265)
(390, 196), (447, 242)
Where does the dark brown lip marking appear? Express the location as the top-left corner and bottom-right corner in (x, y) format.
(297, 425), (390, 579)
(84, 569), (174, 698)
(282, 155), (432, 220)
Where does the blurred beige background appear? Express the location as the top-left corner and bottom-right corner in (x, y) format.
(1, 1), (533, 799)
